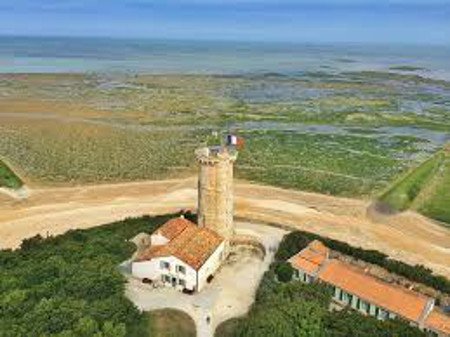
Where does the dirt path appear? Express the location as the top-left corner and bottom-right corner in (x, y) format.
(0, 186), (30, 200)
(1, 178), (449, 277)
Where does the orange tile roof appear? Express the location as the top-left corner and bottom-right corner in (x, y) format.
(318, 259), (430, 323)
(137, 218), (224, 270)
(425, 309), (450, 335)
(155, 217), (192, 240)
(290, 255), (323, 274)
(288, 240), (329, 274)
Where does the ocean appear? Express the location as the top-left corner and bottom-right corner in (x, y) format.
(0, 36), (450, 80)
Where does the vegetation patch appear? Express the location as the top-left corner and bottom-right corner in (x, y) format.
(147, 309), (196, 337)
(236, 130), (416, 197)
(0, 120), (201, 184)
(215, 318), (242, 337)
(0, 160), (22, 189)
(0, 213), (188, 337)
(379, 147), (450, 225)
(379, 151), (443, 211)
(418, 151), (450, 224)
(389, 65), (426, 72)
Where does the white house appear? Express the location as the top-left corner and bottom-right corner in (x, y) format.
(131, 217), (225, 292)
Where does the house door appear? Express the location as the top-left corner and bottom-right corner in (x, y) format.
(171, 277), (177, 287)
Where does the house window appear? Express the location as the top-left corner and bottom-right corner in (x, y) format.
(333, 287), (339, 299)
(347, 294), (353, 306)
(161, 275), (170, 283)
(380, 309), (389, 320)
(179, 279), (186, 287)
(427, 330), (438, 337)
(177, 265), (186, 274)
(342, 291), (348, 302)
(160, 261), (170, 270)
(360, 301), (368, 313)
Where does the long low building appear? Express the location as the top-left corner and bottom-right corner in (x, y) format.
(288, 240), (450, 337)
(132, 217), (225, 292)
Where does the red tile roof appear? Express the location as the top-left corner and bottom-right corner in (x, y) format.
(318, 259), (431, 323)
(136, 218), (224, 270)
(425, 309), (450, 335)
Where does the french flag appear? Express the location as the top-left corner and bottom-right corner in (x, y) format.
(227, 134), (245, 149)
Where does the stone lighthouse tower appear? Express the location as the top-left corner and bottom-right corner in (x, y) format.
(195, 145), (237, 251)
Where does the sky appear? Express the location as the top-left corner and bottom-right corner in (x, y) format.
(1, 0), (449, 44)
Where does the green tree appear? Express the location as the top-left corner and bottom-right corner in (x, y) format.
(102, 321), (126, 337)
(325, 309), (426, 337)
(236, 301), (327, 337)
(74, 317), (100, 337)
(274, 262), (294, 283)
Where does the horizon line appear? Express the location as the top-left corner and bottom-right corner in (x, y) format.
(1, 34), (449, 48)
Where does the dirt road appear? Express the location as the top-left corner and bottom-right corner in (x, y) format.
(1, 178), (449, 277)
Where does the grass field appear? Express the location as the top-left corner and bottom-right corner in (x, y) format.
(0, 159), (22, 189)
(215, 318), (242, 337)
(0, 119), (201, 184)
(379, 147), (450, 225)
(236, 130), (416, 196)
(147, 309), (196, 337)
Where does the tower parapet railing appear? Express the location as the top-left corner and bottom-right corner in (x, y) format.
(195, 145), (238, 165)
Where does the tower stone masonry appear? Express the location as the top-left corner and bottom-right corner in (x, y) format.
(195, 145), (237, 252)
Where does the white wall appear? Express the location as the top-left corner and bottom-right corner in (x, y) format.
(150, 233), (169, 246)
(132, 255), (197, 291)
(132, 241), (225, 292)
(132, 260), (160, 280)
(197, 241), (225, 292)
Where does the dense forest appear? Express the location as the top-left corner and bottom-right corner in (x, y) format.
(0, 213), (188, 337)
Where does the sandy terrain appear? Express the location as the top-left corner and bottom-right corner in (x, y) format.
(0, 178), (449, 277)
